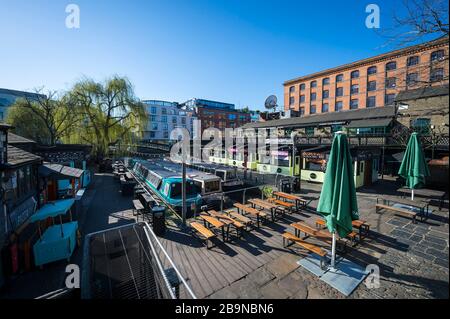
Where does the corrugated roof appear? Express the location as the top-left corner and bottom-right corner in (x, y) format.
(242, 106), (396, 129)
(346, 118), (392, 128)
(39, 163), (84, 178)
(8, 132), (37, 144)
(395, 85), (449, 102)
(5, 145), (41, 167)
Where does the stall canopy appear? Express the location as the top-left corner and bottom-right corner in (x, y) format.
(30, 199), (75, 222)
(38, 163), (84, 180)
(345, 118), (392, 129)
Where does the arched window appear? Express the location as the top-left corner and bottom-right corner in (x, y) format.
(431, 50), (445, 62)
(367, 66), (377, 75)
(300, 83), (306, 91)
(336, 74), (344, 82)
(386, 62), (397, 71)
(407, 56), (419, 66)
(351, 70), (360, 79)
(311, 81), (317, 88)
(322, 78), (330, 85)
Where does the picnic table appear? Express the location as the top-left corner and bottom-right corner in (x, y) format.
(291, 222), (346, 252)
(200, 214), (228, 241)
(376, 197), (430, 223)
(207, 210), (244, 238)
(397, 187), (446, 210)
(234, 203), (267, 228)
(248, 198), (281, 221)
(273, 191), (307, 210)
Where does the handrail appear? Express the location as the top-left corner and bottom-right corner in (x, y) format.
(143, 221), (197, 299)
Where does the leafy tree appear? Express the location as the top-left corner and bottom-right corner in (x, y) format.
(68, 76), (147, 158)
(6, 90), (81, 145)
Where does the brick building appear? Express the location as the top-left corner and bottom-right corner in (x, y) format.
(284, 36), (449, 116)
(182, 98), (251, 134)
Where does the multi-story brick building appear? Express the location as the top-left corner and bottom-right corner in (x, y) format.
(284, 36), (449, 116)
(182, 98), (251, 134)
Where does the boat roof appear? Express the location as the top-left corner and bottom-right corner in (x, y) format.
(191, 161), (236, 172)
(136, 160), (180, 179)
(151, 159), (221, 182)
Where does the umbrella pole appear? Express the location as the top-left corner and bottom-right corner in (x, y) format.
(331, 232), (336, 270)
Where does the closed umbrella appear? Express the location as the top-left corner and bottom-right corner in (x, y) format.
(398, 132), (430, 201)
(317, 132), (359, 269)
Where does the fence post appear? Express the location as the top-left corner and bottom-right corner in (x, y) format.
(243, 189), (246, 205)
(220, 193), (224, 213)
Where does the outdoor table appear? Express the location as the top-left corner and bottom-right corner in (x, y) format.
(273, 191), (307, 211)
(378, 197), (430, 219)
(248, 198), (280, 221)
(200, 215), (228, 241)
(397, 187), (446, 210)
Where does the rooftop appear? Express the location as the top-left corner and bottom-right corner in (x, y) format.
(396, 84), (449, 102)
(4, 145), (41, 167)
(241, 105), (396, 129)
(7, 132), (37, 145)
(284, 36), (449, 85)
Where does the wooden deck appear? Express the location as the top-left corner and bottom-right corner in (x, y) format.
(157, 211), (313, 299)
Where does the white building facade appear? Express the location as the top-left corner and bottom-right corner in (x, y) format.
(141, 100), (196, 141)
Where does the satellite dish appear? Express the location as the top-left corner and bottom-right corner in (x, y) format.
(264, 95), (278, 111)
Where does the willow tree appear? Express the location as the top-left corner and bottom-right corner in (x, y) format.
(69, 76), (147, 159)
(6, 90), (81, 145)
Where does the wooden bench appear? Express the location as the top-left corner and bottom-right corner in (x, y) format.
(375, 203), (418, 223)
(190, 222), (216, 249)
(273, 191), (307, 211)
(268, 197), (295, 213)
(208, 210), (245, 238)
(291, 222), (346, 252)
(248, 198), (284, 221)
(200, 215), (227, 241)
(282, 232), (328, 269)
(234, 203), (267, 228)
(132, 199), (145, 219)
(225, 210), (253, 230)
(315, 218), (369, 244)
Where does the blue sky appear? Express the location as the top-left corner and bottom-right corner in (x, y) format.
(0, 0), (443, 110)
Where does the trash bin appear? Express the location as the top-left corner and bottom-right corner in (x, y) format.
(152, 206), (166, 236)
(279, 179), (291, 193)
(292, 177), (301, 192)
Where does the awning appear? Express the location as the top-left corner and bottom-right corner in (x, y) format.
(39, 163), (84, 179)
(30, 199), (75, 222)
(346, 118), (392, 129)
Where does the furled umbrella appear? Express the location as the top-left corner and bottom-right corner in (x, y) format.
(398, 132), (430, 201)
(317, 132), (359, 269)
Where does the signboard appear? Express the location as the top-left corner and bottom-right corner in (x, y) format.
(9, 196), (37, 232)
(302, 151), (327, 160)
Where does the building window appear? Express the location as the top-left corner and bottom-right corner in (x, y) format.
(299, 107), (305, 116)
(335, 101), (343, 112)
(386, 61), (397, 71)
(368, 81), (376, 91)
(300, 83), (306, 91)
(163, 123), (168, 130)
(406, 73), (419, 86)
(430, 68), (444, 82)
(172, 116), (177, 124)
(407, 56), (419, 66)
(161, 108), (167, 115)
(310, 105), (316, 114)
(350, 84), (359, 94)
(385, 77), (396, 88)
(336, 74), (344, 82)
(149, 131), (155, 138)
(367, 66), (377, 75)
(289, 96), (295, 106)
(150, 115), (158, 121)
(411, 118), (431, 134)
(322, 78), (330, 85)
(350, 99), (359, 109)
(181, 117), (186, 125)
(351, 70), (360, 79)
(151, 122), (158, 130)
(161, 115), (167, 122)
(164, 131), (169, 139)
(322, 103), (329, 113)
(336, 87), (344, 97)
(310, 92), (317, 101)
(311, 81), (317, 88)
(322, 90), (329, 99)
(385, 93), (396, 105)
(300, 95), (305, 103)
(151, 106), (157, 114)
(228, 114), (237, 120)
(289, 86), (295, 93)
(431, 50), (445, 62)
(367, 96), (376, 108)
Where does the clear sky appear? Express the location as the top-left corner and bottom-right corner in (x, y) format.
(0, 0), (443, 111)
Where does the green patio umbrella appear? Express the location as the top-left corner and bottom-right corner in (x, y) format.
(317, 132), (359, 269)
(398, 132), (430, 201)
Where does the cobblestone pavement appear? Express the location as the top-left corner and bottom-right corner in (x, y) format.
(210, 176), (449, 299)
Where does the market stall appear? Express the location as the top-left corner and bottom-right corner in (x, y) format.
(30, 199), (78, 267)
